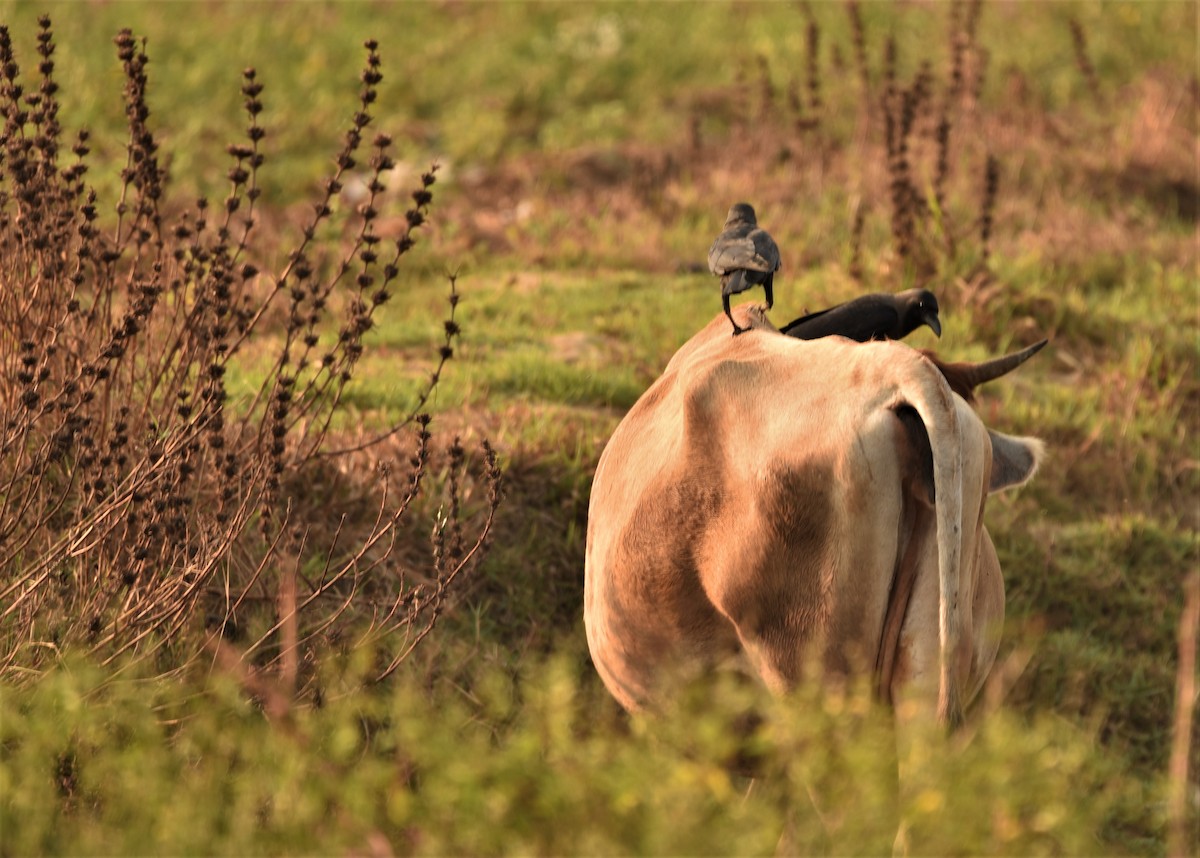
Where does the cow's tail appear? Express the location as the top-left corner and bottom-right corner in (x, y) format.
(898, 357), (965, 728)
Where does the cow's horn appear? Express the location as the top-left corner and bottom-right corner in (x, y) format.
(959, 338), (1048, 390)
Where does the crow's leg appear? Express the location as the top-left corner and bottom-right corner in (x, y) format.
(763, 273), (774, 309)
(723, 293), (746, 336)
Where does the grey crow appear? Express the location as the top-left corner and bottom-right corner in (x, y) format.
(708, 203), (782, 335)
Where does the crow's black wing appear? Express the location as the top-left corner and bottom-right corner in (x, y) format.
(779, 295), (900, 342)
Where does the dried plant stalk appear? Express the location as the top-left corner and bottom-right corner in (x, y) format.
(1069, 17), (1103, 105)
(848, 199), (866, 282)
(846, 1), (870, 101)
(979, 153), (1000, 263)
(806, 17), (822, 116)
(1167, 572), (1198, 858)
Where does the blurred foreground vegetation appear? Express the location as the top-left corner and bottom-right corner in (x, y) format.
(0, 648), (1156, 855)
(0, 1), (1196, 854)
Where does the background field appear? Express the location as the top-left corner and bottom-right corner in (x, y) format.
(0, 1), (1196, 854)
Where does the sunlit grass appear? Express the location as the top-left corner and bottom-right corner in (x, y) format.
(2, 1), (1191, 201)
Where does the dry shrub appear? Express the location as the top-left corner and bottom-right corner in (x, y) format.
(0, 18), (501, 683)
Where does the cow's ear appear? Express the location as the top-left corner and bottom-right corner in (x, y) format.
(987, 431), (1044, 492)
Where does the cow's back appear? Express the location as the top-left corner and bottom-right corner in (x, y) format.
(585, 309), (1029, 721)
(585, 317), (920, 708)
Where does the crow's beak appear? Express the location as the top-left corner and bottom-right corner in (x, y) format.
(923, 311), (942, 338)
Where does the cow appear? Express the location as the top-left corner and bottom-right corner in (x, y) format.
(584, 305), (1044, 728)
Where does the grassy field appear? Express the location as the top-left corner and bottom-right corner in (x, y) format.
(0, 1), (1196, 854)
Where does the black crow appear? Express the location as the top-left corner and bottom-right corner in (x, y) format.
(779, 288), (942, 342)
(708, 203), (782, 335)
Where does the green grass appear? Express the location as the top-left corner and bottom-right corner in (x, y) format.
(1, 1), (1197, 854)
(2, 1), (1192, 199)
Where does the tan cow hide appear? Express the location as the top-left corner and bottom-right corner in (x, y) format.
(584, 306), (1042, 727)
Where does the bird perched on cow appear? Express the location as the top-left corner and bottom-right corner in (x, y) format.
(708, 202), (781, 336)
(779, 288), (942, 343)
